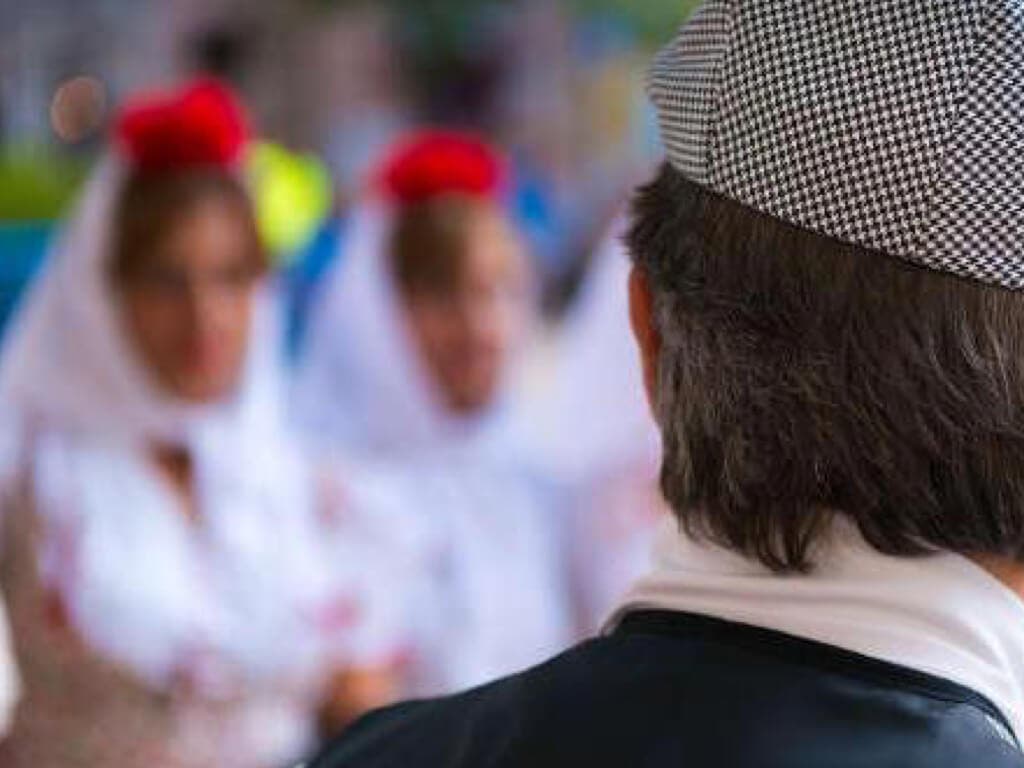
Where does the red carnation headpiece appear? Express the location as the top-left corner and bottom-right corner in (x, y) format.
(377, 130), (507, 206)
(114, 79), (249, 175)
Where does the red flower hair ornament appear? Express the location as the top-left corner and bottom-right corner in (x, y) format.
(114, 79), (250, 175)
(377, 131), (508, 207)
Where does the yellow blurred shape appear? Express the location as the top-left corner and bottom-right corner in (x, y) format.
(248, 142), (333, 266)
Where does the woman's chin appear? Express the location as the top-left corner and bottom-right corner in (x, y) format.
(160, 370), (239, 406)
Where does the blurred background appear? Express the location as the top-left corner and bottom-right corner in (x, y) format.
(0, 0), (699, 331)
(0, 3), (701, 761)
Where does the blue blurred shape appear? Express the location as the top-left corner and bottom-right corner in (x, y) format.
(0, 224), (51, 339)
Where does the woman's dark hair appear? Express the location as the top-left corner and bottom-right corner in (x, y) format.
(389, 195), (498, 297)
(629, 162), (1024, 572)
(110, 168), (264, 282)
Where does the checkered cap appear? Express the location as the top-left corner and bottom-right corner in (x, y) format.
(651, 1), (1024, 288)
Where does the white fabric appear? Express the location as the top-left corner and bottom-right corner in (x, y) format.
(0, 159), (400, 757)
(293, 202), (572, 694)
(531, 218), (660, 480)
(526, 221), (665, 634)
(343, 458), (570, 696)
(567, 459), (664, 635)
(0, 592), (20, 736)
(29, 430), (328, 688)
(611, 516), (1024, 741)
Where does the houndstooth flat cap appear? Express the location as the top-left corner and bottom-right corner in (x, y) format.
(651, 1), (1024, 288)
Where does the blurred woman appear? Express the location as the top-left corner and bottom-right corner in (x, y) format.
(0, 81), (400, 767)
(295, 132), (571, 696)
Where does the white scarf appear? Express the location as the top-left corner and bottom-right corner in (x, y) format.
(611, 516), (1024, 741)
(527, 217), (660, 481)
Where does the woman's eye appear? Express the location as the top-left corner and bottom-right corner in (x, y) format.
(217, 264), (257, 288)
(134, 267), (188, 295)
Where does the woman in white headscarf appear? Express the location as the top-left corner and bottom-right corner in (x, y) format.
(0, 80), (403, 768)
(294, 131), (571, 697)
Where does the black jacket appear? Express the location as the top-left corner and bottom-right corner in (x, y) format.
(309, 610), (1022, 767)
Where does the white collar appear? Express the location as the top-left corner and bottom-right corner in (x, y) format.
(610, 517), (1024, 740)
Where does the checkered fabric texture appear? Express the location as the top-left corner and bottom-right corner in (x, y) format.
(651, 1), (1024, 289)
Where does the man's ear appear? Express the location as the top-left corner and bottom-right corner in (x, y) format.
(629, 266), (661, 416)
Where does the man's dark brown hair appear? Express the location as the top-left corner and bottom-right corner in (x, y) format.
(628, 163), (1024, 572)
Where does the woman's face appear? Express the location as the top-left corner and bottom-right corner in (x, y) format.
(401, 209), (529, 416)
(117, 197), (262, 404)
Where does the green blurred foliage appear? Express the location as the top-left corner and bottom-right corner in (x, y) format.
(570, 0), (701, 42)
(0, 148), (88, 222)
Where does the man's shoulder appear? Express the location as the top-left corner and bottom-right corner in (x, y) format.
(309, 612), (1024, 768)
(309, 636), (626, 767)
